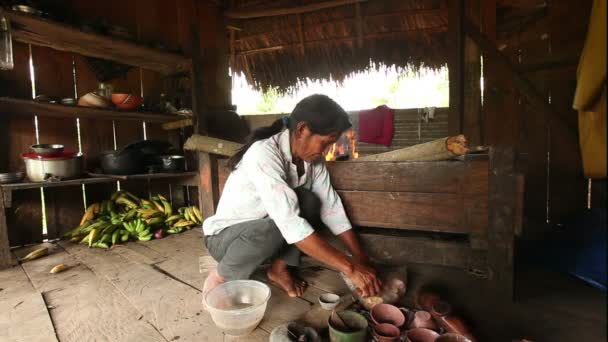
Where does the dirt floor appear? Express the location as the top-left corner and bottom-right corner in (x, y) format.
(1, 229), (605, 341)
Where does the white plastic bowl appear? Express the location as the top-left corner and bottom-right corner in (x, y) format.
(204, 280), (271, 336)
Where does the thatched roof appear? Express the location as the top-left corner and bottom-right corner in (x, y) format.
(226, 0), (449, 91)
(225, 0), (550, 91)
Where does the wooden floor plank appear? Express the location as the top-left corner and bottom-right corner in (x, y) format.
(61, 241), (224, 341)
(140, 230), (209, 290)
(14, 243), (166, 342)
(0, 265), (57, 342)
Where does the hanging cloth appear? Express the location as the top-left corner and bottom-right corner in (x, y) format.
(573, 0), (607, 178)
(357, 105), (395, 147)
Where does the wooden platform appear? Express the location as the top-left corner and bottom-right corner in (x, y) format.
(1, 229), (605, 342)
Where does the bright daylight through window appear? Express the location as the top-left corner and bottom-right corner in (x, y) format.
(231, 62), (449, 115)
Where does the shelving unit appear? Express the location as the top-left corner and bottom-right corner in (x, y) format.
(1, 172), (198, 209)
(0, 97), (181, 122)
(0, 8), (202, 268)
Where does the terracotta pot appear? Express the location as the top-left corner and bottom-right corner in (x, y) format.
(435, 316), (476, 342)
(111, 93), (143, 110)
(372, 323), (401, 342)
(371, 303), (407, 328)
(406, 328), (440, 342)
(409, 311), (438, 330)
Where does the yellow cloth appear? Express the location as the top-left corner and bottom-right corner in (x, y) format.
(573, 0), (607, 179)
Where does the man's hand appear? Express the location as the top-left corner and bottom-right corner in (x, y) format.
(345, 262), (382, 297)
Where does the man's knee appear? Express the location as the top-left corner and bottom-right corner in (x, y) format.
(242, 218), (284, 249)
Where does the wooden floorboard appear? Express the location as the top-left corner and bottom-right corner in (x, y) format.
(0, 264), (57, 342)
(13, 243), (166, 342)
(60, 241), (224, 342)
(138, 229), (208, 290)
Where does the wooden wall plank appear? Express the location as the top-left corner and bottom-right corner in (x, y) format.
(326, 159), (488, 194)
(338, 190), (487, 234)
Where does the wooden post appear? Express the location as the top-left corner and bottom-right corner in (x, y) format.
(487, 146), (521, 301)
(448, 0), (465, 135)
(191, 24), (219, 219)
(0, 188), (13, 269)
(463, 0), (482, 146)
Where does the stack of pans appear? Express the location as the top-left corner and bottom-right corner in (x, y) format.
(0, 172), (24, 184)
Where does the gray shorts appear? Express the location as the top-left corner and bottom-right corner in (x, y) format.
(205, 187), (321, 281)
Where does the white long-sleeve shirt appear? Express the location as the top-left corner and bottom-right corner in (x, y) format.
(202, 129), (352, 244)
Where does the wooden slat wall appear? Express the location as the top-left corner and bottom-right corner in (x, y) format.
(1, 0), (221, 245)
(481, 0), (590, 236)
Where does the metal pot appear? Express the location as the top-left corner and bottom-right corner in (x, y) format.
(99, 149), (145, 175)
(160, 155), (185, 172)
(22, 150), (83, 182)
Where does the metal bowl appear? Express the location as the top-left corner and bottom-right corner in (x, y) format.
(30, 144), (65, 156)
(11, 5), (43, 16)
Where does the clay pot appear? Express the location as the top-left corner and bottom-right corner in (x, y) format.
(372, 323), (401, 342)
(371, 303), (407, 328)
(435, 316), (476, 342)
(409, 311), (438, 330)
(406, 328), (440, 342)
(111, 93), (143, 110)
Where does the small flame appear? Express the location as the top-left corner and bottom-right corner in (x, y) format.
(324, 129), (359, 161)
(325, 143), (337, 161)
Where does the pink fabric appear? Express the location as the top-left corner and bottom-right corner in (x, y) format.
(357, 105), (395, 146)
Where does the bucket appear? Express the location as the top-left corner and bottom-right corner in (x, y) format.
(328, 310), (368, 342)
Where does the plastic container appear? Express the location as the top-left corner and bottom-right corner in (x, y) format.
(204, 280), (271, 336)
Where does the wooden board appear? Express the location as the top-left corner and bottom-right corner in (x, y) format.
(0, 265), (57, 341)
(61, 241), (225, 341)
(339, 191), (487, 233)
(326, 159), (488, 194)
(15, 243), (166, 342)
(359, 232), (488, 270)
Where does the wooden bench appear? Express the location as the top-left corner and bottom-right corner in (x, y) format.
(205, 147), (523, 299)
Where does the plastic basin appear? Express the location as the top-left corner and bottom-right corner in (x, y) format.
(204, 280), (271, 336)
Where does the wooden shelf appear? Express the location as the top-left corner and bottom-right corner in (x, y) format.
(87, 171), (198, 180)
(1, 177), (116, 191)
(0, 97), (181, 122)
(1, 172), (198, 209)
(3, 9), (191, 74)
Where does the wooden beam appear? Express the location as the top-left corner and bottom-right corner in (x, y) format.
(448, 0), (465, 135)
(224, 0), (367, 19)
(464, 18), (577, 137)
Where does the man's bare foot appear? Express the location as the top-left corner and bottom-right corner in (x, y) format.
(267, 259), (307, 297)
(202, 267), (225, 308)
